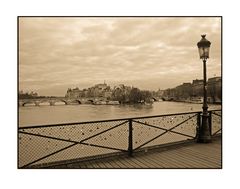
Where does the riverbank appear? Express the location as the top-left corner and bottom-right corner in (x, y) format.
(162, 98), (221, 105)
(169, 100), (221, 105)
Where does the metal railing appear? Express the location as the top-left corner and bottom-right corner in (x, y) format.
(18, 109), (221, 168)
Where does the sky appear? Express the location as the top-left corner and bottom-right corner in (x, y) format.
(19, 17), (221, 96)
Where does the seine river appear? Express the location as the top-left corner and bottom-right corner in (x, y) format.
(19, 101), (221, 127)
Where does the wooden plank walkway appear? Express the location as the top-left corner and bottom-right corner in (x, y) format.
(48, 137), (222, 169)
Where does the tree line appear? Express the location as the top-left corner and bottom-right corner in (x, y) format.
(111, 87), (152, 104)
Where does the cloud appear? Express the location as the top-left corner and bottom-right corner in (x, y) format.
(19, 17), (221, 96)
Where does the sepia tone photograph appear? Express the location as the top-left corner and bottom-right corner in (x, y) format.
(18, 16), (222, 169)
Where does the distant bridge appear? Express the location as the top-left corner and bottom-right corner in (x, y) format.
(18, 97), (107, 107)
(19, 97), (165, 107)
(152, 96), (165, 101)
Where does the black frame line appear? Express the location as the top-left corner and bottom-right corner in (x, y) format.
(17, 16), (223, 169)
(18, 16), (222, 18)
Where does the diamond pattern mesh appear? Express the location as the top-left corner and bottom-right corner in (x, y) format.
(18, 120), (127, 167)
(18, 133), (71, 167)
(132, 113), (197, 149)
(211, 110), (222, 135)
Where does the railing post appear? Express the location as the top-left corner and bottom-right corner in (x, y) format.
(128, 119), (133, 157)
(196, 112), (201, 140)
(208, 111), (212, 136)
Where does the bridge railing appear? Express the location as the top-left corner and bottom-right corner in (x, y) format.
(210, 110), (222, 136)
(18, 109), (221, 168)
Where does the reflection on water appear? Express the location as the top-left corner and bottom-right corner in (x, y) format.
(19, 101), (221, 127)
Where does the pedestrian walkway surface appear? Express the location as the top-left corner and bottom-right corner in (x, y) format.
(48, 137), (221, 169)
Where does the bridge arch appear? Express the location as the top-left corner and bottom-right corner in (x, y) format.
(87, 99), (94, 104)
(70, 99), (82, 104)
(60, 99), (68, 105)
(22, 101), (36, 107)
(151, 97), (157, 101)
(54, 99), (68, 105)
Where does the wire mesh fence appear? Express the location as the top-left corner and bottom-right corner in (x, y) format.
(18, 120), (128, 168)
(18, 109), (221, 168)
(132, 113), (198, 150)
(211, 110), (222, 136)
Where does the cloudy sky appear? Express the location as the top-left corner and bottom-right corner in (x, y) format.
(19, 17), (221, 96)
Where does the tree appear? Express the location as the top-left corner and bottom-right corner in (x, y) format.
(141, 90), (152, 103)
(129, 88), (142, 103)
(111, 88), (125, 103)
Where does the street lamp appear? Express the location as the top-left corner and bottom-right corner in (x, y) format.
(197, 34), (211, 143)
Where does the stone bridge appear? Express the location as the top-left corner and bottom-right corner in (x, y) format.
(19, 97), (107, 107)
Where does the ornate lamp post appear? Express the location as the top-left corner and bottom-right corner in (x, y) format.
(197, 34), (212, 143)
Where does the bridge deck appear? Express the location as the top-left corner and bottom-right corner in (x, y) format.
(46, 137), (221, 169)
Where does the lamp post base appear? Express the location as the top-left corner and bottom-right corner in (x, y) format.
(197, 137), (212, 143)
(197, 114), (212, 143)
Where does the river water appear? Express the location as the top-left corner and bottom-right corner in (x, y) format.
(19, 101), (221, 127)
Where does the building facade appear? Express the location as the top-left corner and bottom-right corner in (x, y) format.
(207, 76), (222, 102)
(192, 79), (203, 97)
(65, 83), (112, 99)
(163, 76), (222, 103)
